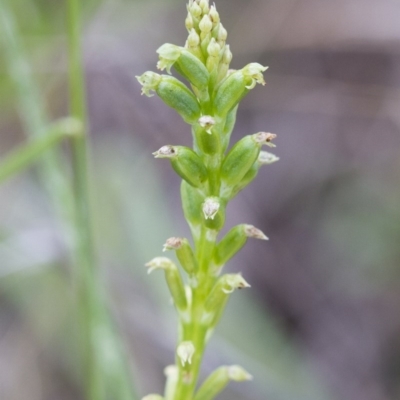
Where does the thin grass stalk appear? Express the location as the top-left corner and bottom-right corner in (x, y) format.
(0, 118), (81, 184)
(66, 1), (137, 399)
(0, 0), (75, 239)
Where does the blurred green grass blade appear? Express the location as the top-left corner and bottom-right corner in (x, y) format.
(0, 118), (81, 184)
(0, 0), (75, 233)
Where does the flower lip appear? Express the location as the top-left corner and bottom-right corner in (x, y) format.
(227, 365), (253, 381)
(153, 145), (177, 158)
(242, 62), (269, 89)
(145, 257), (175, 274)
(177, 341), (196, 366)
(253, 132), (277, 147)
(258, 151), (279, 165)
(198, 115), (216, 134)
(222, 274), (251, 293)
(156, 44), (182, 74)
(202, 197), (220, 220)
(163, 237), (184, 251)
(136, 71), (162, 97)
(244, 225), (268, 240)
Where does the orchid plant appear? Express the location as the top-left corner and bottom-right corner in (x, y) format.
(137, 1), (278, 399)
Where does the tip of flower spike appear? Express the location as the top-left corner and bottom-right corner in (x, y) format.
(145, 257), (175, 274)
(163, 237), (184, 252)
(244, 225), (269, 240)
(209, 4), (220, 26)
(188, 1), (202, 18)
(222, 274), (251, 294)
(258, 151), (280, 165)
(177, 341), (195, 366)
(202, 197), (220, 220)
(199, 0), (210, 13)
(227, 365), (253, 381)
(153, 145), (177, 158)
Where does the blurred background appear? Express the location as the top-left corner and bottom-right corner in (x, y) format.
(1, 0), (400, 399)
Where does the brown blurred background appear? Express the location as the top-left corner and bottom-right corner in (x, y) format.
(1, 0), (400, 399)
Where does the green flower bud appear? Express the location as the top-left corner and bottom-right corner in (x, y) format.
(220, 132), (270, 188)
(206, 38), (221, 73)
(157, 44), (209, 89)
(207, 38), (220, 58)
(187, 28), (200, 48)
(214, 224), (268, 266)
(185, 12), (194, 31)
(186, 29), (204, 62)
(194, 365), (252, 400)
(200, 32), (212, 55)
(145, 257), (188, 313)
(181, 180), (205, 231)
(202, 197), (225, 230)
(163, 237), (198, 275)
(199, 0), (209, 13)
(216, 45), (232, 83)
(209, 5), (220, 27)
(153, 145), (207, 188)
(189, 1), (202, 18)
(199, 14), (212, 34)
(177, 341), (195, 366)
(217, 23), (227, 43)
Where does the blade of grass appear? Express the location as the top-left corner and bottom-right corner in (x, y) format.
(0, 0), (76, 243)
(0, 118), (81, 184)
(66, 1), (137, 399)
(0, 1), (137, 398)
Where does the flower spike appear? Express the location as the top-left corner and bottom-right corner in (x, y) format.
(136, 2), (278, 399)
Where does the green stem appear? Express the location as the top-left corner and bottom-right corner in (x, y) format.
(67, 2), (136, 400)
(66, 1), (103, 398)
(174, 225), (218, 400)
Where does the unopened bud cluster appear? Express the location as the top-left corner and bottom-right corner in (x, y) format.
(137, 1), (279, 399)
